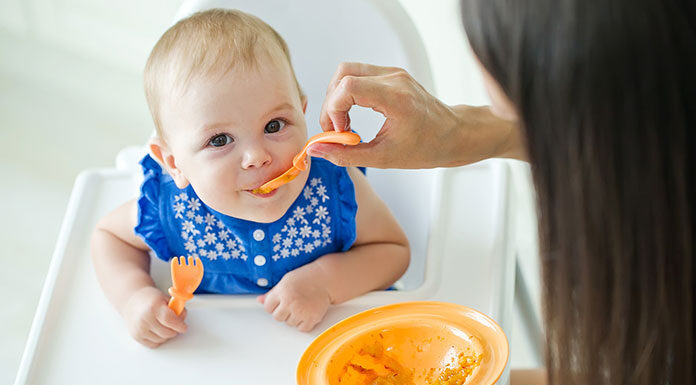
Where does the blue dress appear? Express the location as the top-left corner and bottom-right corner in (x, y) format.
(134, 154), (359, 294)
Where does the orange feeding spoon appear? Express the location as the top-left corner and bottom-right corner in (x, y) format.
(252, 131), (361, 195)
(167, 256), (204, 316)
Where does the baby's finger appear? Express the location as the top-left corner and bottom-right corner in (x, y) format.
(272, 305), (291, 323)
(256, 294), (266, 304)
(156, 305), (188, 334)
(263, 291), (281, 314)
(285, 314), (302, 328)
(297, 319), (317, 333)
(295, 320), (306, 331)
(150, 320), (178, 340)
(141, 329), (165, 345)
(139, 337), (161, 349)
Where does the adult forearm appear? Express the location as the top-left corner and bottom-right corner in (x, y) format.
(450, 104), (528, 165)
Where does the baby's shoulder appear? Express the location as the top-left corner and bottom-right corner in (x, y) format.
(138, 154), (200, 215)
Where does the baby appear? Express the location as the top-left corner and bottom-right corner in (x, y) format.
(91, 9), (410, 348)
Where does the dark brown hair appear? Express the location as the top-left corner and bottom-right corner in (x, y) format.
(461, 0), (695, 384)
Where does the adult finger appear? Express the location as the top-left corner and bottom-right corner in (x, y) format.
(325, 63), (403, 95)
(307, 142), (384, 168)
(320, 75), (392, 132)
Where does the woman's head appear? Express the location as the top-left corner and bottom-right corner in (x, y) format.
(461, 0), (695, 383)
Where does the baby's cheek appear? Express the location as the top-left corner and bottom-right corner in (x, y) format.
(275, 148), (296, 169)
(197, 187), (241, 217)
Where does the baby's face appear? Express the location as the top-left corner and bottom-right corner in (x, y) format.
(159, 56), (308, 223)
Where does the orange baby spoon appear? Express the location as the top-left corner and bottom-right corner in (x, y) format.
(252, 131), (361, 194)
(167, 256), (204, 316)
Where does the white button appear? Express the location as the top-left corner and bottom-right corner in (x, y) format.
(253, 229), (265, 241)
(257, 278), (269, 287)
(254, 255), (266, 266)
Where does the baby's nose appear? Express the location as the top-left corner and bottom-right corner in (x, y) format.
(241, 146), (272, 169)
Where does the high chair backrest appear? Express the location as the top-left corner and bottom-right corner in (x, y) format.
(172, 0), (437, 289)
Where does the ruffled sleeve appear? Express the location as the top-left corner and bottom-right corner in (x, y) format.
(336, 164), (359, 252)
(133, 154), (173, 262)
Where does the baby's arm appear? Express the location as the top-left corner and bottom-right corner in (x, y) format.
(309, 166), (410, 300)
(259, 167), (410, 331)
(91, 199), (187, 348)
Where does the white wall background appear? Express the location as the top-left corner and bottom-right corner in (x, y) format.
(0, 1), (542, 383)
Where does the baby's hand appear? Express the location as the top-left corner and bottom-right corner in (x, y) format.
(257, 270), (331, 332)
(122, 286), (188, 348)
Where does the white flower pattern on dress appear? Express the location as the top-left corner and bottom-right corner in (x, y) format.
(271, 178), (333, 260)
(172, 178), (334, 263)
(188, 198), (201, 212)
(173, 202), (185, 219)
(182, 221), (195, 233)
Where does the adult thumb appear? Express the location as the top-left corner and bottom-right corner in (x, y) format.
(307, 142), (377, 168)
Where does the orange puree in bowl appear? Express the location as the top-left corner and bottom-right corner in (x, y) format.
(329, 324), (483, 385)
(337, 341), (413, 385)
(425, 351), (481, 384)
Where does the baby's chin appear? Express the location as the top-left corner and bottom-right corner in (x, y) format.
(233, 205), (288, 223)
(213, 192), (294, 223)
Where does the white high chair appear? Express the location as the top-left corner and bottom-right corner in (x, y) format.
(15, 1), (520, 384)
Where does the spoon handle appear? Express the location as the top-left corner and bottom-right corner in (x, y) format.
(293, 131), (361, 170)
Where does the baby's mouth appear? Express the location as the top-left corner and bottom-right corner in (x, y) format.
(243, 185), (279, 198)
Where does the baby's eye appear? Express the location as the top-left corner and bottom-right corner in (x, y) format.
(264, 119), (286, 134)
(209, 134), (233, 147)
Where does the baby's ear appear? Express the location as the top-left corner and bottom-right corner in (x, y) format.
(148, 138), (190, 189)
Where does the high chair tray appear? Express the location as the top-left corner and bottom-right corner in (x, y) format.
(15, 160), (514, 385)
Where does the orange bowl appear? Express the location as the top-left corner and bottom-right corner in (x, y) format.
(297, 301), (509, 385)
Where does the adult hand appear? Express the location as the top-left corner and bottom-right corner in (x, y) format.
(309, 63), (524, 169)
